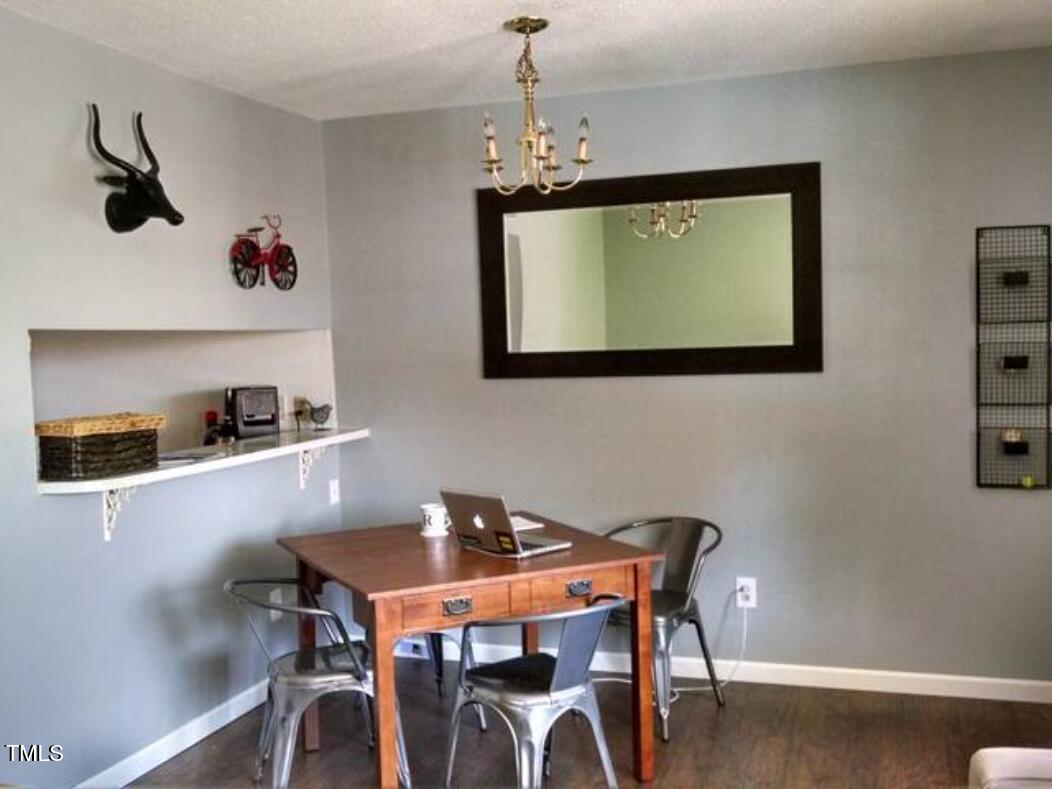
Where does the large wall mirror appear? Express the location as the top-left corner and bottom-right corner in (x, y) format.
(477, 162), (822, 377)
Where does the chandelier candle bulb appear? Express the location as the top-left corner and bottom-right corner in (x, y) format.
(576, 116), (590, 162)
(535, 119), (549, 159)
(484, 138), (500, 165)
(482, 113), (500, 164)
(547, 127), (561, 171)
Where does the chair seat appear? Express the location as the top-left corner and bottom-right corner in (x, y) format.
(270, 642), (371, 686)
(466, 653), (572, 704)
(608, 589), (691, 626)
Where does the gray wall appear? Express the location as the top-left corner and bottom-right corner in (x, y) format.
(325, 48), (1052, 681)
(0, 10), (344, 785)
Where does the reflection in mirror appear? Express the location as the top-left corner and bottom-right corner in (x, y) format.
(504, 194), (794, 353)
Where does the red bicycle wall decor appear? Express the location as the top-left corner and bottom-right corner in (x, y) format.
(229, 214), (298, 290)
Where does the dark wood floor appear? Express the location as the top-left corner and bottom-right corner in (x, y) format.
(137, 659), (1052, 787)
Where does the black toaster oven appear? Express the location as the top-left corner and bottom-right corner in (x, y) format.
(225, 386), (279, 438)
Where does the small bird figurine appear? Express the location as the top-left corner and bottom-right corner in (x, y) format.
(295, 398), (333, 431)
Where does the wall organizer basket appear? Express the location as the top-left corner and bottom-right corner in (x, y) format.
(976, 225), (1051, 488)
(35, 412), (167, 481)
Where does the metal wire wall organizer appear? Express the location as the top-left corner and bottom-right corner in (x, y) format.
(976, 225), (1052, 488)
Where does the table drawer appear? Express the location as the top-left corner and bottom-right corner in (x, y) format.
(402, 583), (511, 631)
(530, 566), (628, 612)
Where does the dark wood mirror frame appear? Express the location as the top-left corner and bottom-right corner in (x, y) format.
(477, 161), (822, 378)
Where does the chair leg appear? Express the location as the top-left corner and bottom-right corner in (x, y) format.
(513, 719), (547, 789)
(270, 688), (309, 789)
(358, 691), (376, 748)
(395, 698), (412, 788)
(444, 699), (469, 788)
(652, 626), (673, 742)
(253, 687), (276, 783)
(577, 688), (618, 789)
(543, 729), (552, 778)
(427, 632), (445, 697)
(462, 638), (487, 732)
(690, 616), (725, 706)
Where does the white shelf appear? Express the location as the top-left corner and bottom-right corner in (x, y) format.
(37, 428), (370, 540)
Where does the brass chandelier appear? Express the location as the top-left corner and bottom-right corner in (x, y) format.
(481, 17), (592, 196)
(628, 201), (700, 240)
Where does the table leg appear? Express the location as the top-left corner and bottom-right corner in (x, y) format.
(297, 560), (323, 753)
(370, 598), (402, 788)
(522, 622), (540, 655)
(631, 561), (655, 782)
(428, 632), (445, 694)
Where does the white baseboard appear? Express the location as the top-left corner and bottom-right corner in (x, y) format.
(696, 658), (1052, 704)
(79, 643), (1052, 787)
(424, 638), (1052, 705)
(77, 679), (268, 788)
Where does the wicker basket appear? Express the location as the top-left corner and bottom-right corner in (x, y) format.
(36, 412), (167, 481)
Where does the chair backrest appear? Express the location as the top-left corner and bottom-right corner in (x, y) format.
(605, 517), (722, 600)
(549, 597), (622, 692)
(223, 578), (367, 680)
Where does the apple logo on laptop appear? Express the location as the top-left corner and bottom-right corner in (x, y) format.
(473, 514), (485, 530)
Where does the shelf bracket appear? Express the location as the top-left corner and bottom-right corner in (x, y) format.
(299, 447), (326, 490)
(102, 487), (136, 542)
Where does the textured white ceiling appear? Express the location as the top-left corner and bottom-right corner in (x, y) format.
(3, 0), (1052, 120)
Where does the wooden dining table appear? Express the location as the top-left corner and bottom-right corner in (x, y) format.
(279, 513), (663, 788)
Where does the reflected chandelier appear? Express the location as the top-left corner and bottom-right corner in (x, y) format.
(628, 201), (700, 240)
(481, 17), (592, 196)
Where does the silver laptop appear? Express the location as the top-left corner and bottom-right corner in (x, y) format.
(440, 490), (571, 559)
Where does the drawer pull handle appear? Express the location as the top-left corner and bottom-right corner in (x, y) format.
(566, 578), (593, 598)
(442, 596), (473, 616)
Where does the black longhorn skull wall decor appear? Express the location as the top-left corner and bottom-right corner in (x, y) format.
(89, 103), (184, 233)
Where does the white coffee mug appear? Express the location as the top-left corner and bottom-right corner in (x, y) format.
(420, 503), (450, 537)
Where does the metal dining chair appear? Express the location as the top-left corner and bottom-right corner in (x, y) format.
(224, 578), (412, 788)
(604, 517), (725, 742)
(444, 596), (623, 789)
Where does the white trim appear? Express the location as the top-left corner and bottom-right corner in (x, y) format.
(701, 659), (1052, 704)
(77, 680), (268, 788)
(461, 643), (1052, 704)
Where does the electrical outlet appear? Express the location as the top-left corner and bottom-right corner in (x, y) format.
(736, 576), (757, 609)
(269, 588), (283, 621)
(329, 478), (340, 505)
